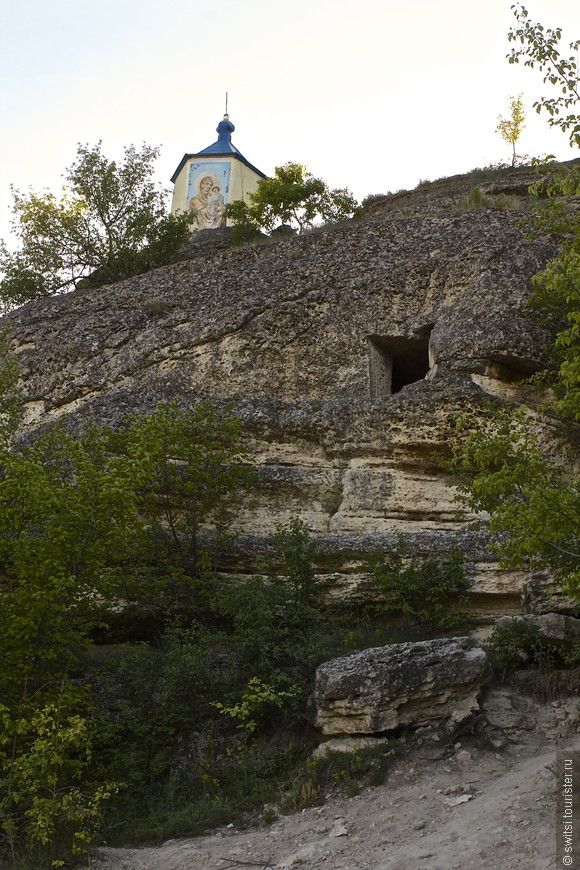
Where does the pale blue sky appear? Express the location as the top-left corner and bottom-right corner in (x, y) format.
(0, 0), (578, 248)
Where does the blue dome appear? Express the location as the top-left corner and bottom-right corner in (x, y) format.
(197, 114), (239, 157)
(170, 114), (266, 183)
(217, 116), (235, 138)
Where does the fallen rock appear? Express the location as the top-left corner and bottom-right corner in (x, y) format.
(329, 820), (348, 838)
(314, 637), (490, 736)
(444, 794), (472, 807)
(312, 735), (391, 759)
(456, 750), (473, 763)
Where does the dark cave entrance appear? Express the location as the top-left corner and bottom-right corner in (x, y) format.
(368, 333), (432, 397)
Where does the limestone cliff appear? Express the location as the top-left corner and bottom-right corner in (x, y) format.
(5, 198), (564, 620)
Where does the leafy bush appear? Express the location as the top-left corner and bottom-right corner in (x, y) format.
(485, 619), (556, 674)
(365, 545), (470, 632)
(226, 162), (360, 234)
(460, 185), (530, 212)
(0, 685), (119, 869)
(447, 404), (580, 597)
(0, 401), (251, 867)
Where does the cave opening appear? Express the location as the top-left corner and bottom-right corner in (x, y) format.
(368, 333), (432, 397)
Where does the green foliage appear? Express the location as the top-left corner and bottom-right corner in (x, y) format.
(527, 185), (580, 424)
(85, 517), (429, 842)
(144, 298), (171, 317)
(508, 4), (579, 148)
(0, 690), (118, 869)
(0, 423), (146, 707)
(460, 185), (531, 213)
(281, 739), (405, 813)
(226, 162), (360, 234)
(216, 517), (329, 718)
(366, 545), (469, 632)
(463, 186), (494, 209)
(0, 142), (193, 307)
(110, 401), (252, 616)
(496, 94), (526, 166)
(485, 619), (556, 674)
(224, 199), (263, 244)
(0, 322), (22, 448)
(449, 406), (580, 594)
(0, 400), (251, 866)
(84, 518), (328, 840)
(212, 677), (299, 734)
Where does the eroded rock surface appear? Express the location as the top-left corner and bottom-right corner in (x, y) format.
(314, 637), (490, 735)
(4, 204), (565, 617)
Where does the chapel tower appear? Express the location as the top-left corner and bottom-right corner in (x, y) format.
(170, 115), (266, 231)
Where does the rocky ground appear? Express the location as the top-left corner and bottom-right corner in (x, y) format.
(92, 685), (570, 870)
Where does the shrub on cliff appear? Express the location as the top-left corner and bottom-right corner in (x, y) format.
(226, 162), (361, 237)
(446, 6), (580, 599)
(0, 142), (194, 308)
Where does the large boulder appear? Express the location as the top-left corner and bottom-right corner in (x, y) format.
(314, 637), (490, 735)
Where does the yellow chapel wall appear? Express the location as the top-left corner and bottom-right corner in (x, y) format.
(229, 160), (263, 205)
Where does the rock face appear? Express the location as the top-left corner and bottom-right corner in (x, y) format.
(522, 572), (578, 616)
(314, 637), (490, 735)
(4, 193), (565, 618)
(363, 158), (580, 220)
(10, 210), (556, 417)
(496, 614), (580, 648)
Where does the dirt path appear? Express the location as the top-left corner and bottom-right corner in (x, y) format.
(92, 725), (563, 870)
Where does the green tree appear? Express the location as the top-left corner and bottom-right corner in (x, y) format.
(111, 401), (252, 615)
(0, 399), (251, 867)
(447, 7), (580, 600)
(528, 206), (580, 423)
(496, 94), (526, 166)
(446, 186), (580, 595)
(448, 406), (579, 594)
(226, 162), (360, 234)
(508, 3), (579, 147)
(0, 401), (251, 707)
(0, 423), (142, 867)
(0, 143), (193, 307)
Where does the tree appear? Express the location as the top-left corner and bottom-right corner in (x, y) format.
(446, 7), (580, 596)
(447, 163), (580, 594)
(528, 208), (580, 423)
(508, 3), (580, 148)
(448, 406), (580, 595)
(446, 7), (580, 599)
(226, 162), (360, 235)
(0, 399), (250, 866)
(110, 401), (252, 615)
(0, 143), (193, 307)
(496, 94), (526, 166)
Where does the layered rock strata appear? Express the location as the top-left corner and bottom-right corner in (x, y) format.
(5, 206), (563, 618)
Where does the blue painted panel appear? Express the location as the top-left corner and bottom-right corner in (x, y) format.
(186, 160), (231, 230)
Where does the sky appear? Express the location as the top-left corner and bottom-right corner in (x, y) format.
(0, 0), (578, 249)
